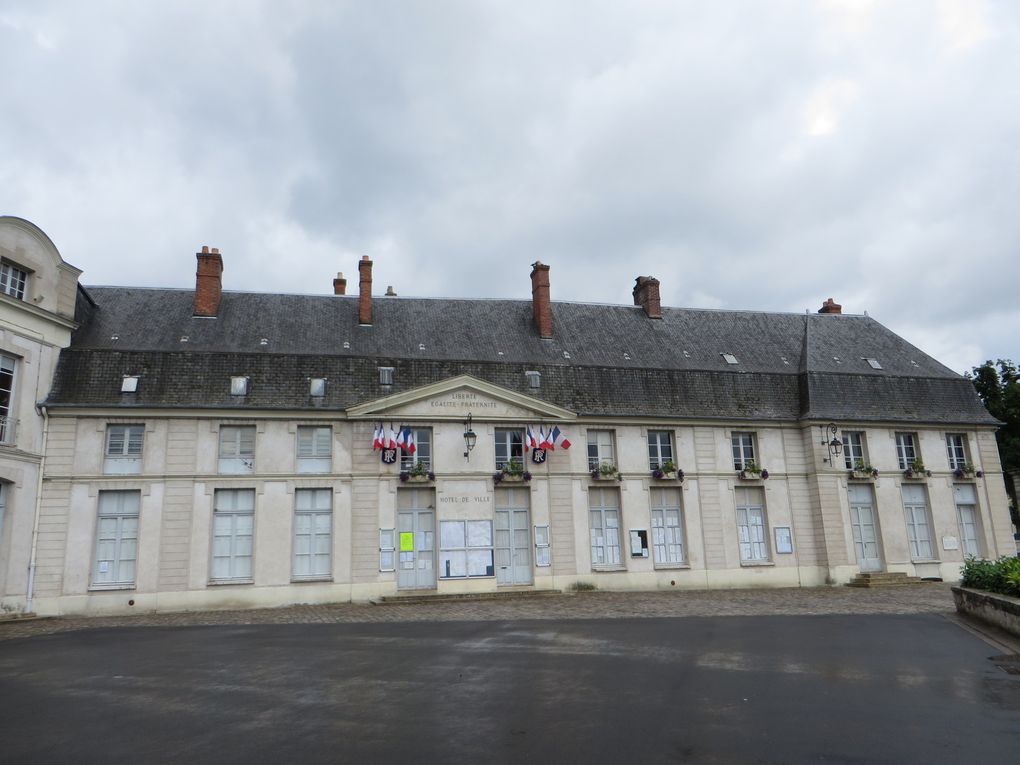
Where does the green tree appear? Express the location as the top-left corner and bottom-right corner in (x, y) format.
(970, 359), (1020, 529)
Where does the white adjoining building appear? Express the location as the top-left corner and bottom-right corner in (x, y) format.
(0, 219), (1013, 616)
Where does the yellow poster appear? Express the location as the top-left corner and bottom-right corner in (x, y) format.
(399, 532), (414, 552)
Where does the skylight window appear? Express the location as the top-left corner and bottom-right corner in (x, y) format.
(230, 376), (249, 396)
(721, 353), (739, 365)
(864, 358), (883, 370)
(121, 375), (139, 393)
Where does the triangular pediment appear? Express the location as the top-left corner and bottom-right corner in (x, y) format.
(346, 375), (576, 421)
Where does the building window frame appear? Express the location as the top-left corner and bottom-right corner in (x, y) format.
(731, 432), (756, 471)
(0, 260), (28, 301)
(0, 354), (17, 446)
(218, 425), (255, 474)
(211, 488), (255, 582)
(439, 520), (495, 579)
(901, 484), (935, 561)
(945, 433), (969, 471)
(292, 488), (332, 581)
(494, 428), (524, 471)
(647, 430), (674, 471)
(895, 432), (918, 471)
(588, 487), (623, 570)
(296, 425), (332, 474)
(400, 427), (432, 472)
(954, 483), (983, 558)
(650, 487), (686, 567)
(842, 431), (867, 470)
(91, 490), (140, 589)
(104, 424), (145, 474)
(735, 486), (769, 563)
(587, 430), (616, 472)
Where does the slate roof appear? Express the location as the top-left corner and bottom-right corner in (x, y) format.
(46, 286), (996, 425)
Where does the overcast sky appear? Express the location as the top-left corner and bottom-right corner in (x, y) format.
(2, 1), (1017, 375)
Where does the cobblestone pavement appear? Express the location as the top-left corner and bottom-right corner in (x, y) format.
(0, 583), (957, 642)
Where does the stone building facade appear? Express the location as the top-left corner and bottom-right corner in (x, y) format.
(2, 224), (1013, 615)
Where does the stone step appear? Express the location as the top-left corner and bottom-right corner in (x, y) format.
(373, 589), (562, 605)
(847, 572), (924, 588)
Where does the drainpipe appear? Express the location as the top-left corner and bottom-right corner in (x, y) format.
(25, 405), (48, 614)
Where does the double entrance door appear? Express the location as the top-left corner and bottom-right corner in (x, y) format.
(848, 484), (882, 572)
(397, 488), (435, 590)
(495, 487), (532, 586)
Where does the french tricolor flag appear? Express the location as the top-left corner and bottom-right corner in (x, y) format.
(551, 426), (571, 450)
(404, 429), (416, 455)
(372, 425), (383, 451)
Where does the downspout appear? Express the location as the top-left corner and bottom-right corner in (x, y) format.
(25, 404), (48, 614)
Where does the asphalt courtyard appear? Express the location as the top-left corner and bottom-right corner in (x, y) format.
(1, 585), (1018, 763)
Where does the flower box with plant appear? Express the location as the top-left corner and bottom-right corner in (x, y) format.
(590, 461), (620, 481)
(399, 460), (436, 483)
(493, 459), (531, 484)
(849, 460), (879, 480)
(651, 460), (684, 482)
(737, 460), (768, 480)
(903, 459), (930, 479)
(953, 463), (982, 480)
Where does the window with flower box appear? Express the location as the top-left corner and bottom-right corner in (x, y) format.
(895, 432), (918, 471)
(494, 428), (524, 471)
(587, 430), (616, 472)
(945, 434), (968, 471)
(731, 432), (756, 471)
(400, 428), (432, 472)
(647, 431), (674, 471)
(842, 431), (867, 470)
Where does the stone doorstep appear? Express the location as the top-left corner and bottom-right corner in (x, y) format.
(373, 589), (562, 605)
(846, 572), (925, 588)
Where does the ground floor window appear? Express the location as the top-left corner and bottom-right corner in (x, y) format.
(293, 488), (332, 580)
(650, 487), (685, 566)
(953, 483), (982, 558)
(212, 489), (255, 581)
(93, 490), (140, 587)
(735, 487), (768, 562)
(901, 485), (934, 560)
(439, 520), (494, 578)
(589, 487), (622, 569)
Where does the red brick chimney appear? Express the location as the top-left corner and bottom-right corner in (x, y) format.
(333, 272), (347, 295)
(633, 276), (662, 319)
(530, 261), (552, 339)
(358, 256), (373, 325)
(818, 297), (842, 315)
(194, 246), (223, 317)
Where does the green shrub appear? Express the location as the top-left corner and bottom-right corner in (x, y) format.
(569, 581), (598, 592)
(961, 556), (1020, 597)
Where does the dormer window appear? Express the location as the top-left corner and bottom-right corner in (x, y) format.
(230, 376), (249, 396)
(121, 376), (139, 393)
(309, 378), (326, 397)
(525, 371), (541, 389)
(0, 261), (28, 301)
(379, 367), (394, 385)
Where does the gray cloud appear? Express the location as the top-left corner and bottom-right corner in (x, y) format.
(1, 0), (1017, 374)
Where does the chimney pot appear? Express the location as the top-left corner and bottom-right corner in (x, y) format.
(359, 257), (373, 325)
(530, 261), (552, 339)
(632, 276), (662, 319)
(333, 271), (347, 295)
(818, 297), (843, 315)
(385, 286), (397, 296)
(201, 245), (209, 254)
(194, 247), (224, 317)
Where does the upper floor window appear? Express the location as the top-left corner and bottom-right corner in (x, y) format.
(945, 434), (968, 471)
(494, 428), (524, 471)
(731, 432), (756, 470)
(895, 432), (918, 471)
(587, 430), (616, 471)
(842, 431), (867, 470)
(0, 261), (28, 301)
(219, 425), (255, 474)
(296, 426), (331, 474)
(400, 427), (432, 471)
(104, 425), (144, 474)
(0, 354), (16, 445)
(647, 430), (674, 470)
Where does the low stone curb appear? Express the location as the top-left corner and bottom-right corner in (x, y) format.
(952, 586), (1020, 639)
